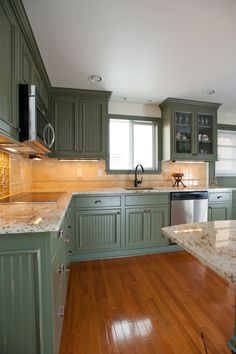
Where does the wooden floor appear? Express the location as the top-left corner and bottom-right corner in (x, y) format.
(59, 251), (235, 354)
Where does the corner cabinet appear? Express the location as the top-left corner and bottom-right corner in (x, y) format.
(0, 204), (73, 354)
(49, 89), (111, 159)
(160, 98), (221, 161)
(208, 190), (232, 221)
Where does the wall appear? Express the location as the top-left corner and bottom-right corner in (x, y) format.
(109, 101), (161, 117)
(30, 158), (208, 191)
(10, 154), (32, 194)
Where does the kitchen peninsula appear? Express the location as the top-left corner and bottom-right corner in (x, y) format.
(162, 220), (236, 353)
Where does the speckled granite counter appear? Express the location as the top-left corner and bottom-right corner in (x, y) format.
(0, 192), (72, 234)
(162, 220), (236, 285)
(0, 186), (232, 235)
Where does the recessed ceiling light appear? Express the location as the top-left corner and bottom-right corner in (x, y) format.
(88, 74), (103, 83)
(204, 89), (216, 95)
(147, 99), (152, 103)
(122, 97), (127, 101)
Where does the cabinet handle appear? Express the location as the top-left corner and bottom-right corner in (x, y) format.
(57, 264), (65, 274)
(66, 212), (69, 218)
(68, 251), (72, 256)
(148, 210), (151, 214)
(95, 200), (102, 205)
(217, 195), (222, 199)
(57, 229), (64, 238)
(58, 306), (65, 317)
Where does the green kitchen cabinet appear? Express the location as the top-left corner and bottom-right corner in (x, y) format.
(208, 191), (232, 221)
(125, 195), (169, 248)
(0, 0), (20, 140)
(50, 89), (111, 159)
(160, 98), (221, 161)
(0, 209), (72, 354)
(20, 36), (49, 107)
(75, 209), (121, 252)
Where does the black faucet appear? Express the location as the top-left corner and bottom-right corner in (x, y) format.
(134, 164), (144, 187)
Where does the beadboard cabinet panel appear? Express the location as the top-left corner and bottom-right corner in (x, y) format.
(54, 100), (77, 153)
(0, 1), (19, 138)
(0, 251), (40, 354)
(75, 209), (121, 252)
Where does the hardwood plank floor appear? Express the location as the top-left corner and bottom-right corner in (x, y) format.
(59, 251), (234, 354)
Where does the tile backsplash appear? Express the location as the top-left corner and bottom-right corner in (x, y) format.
(2, 153), (209, 194)
(0, 152), (10, 196)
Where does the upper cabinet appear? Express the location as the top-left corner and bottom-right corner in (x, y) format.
(0, 0), (50, 142)
(0, 0), (20, 139)
(50, 89), (111, 159)
(160, 98), (221, 161)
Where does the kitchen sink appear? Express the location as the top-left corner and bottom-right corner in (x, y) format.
(125, 187), (154, 190)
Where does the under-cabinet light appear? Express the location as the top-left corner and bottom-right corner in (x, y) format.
(4, 147), (18, 153)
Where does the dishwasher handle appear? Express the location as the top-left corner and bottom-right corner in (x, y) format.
(171, 191), (208, 201)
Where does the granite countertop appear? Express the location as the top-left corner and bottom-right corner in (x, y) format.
(0, 186), (232, 235)
(162, 220), (236, 285)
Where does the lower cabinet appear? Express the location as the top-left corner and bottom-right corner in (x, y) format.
(125, 206), (169, 247)
(0, 205), (72, 354)
(208, 191), (232, 221)
(75, 209), (121, 252)
(72, 193), (171, 260)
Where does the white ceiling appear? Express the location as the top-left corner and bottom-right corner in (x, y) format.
(22, 0), (236, 112)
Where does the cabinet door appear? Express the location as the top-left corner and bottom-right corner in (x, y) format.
(0, 2), (19, 137)
(53, 99), (77, 153)
(173, 107), (195, 160)
(125, 208), (149, 247)
(149, 206), (170, 246)
(20, 37), (33, 85)
(208, 203), (231, 221)
(78, 100), (107, 157)
(0, 251), (41, 354)
(196, 108), (217, 161)
(75, 209), (121, 252)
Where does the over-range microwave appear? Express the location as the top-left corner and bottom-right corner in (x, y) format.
(19, 84), (55, 154)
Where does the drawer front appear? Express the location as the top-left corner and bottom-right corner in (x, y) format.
(125, 193), (169, 206)
(74, 195), (121, 208)
(209, 192), (231, 203)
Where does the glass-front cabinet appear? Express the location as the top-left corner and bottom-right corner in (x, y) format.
(160, 98), (221, 161)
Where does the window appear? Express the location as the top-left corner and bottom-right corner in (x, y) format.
(216, 129), (236, 176)
(108, 115), (161, 172)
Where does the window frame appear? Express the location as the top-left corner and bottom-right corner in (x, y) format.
(106, 114), (162, 174)
(215, 124), (236, 177)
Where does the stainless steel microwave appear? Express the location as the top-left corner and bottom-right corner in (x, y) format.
(19, 84), (55, 154)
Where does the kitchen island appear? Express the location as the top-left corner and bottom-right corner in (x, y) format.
(162, 220), (236, 353)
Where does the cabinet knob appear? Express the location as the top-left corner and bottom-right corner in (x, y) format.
(57, 264), (65, 273)
(57, 229), (64, 238)
(58, 306), (65, 317)
(68, 225), (72, 229)
(68, 251), (72, 256)
(95, 200), (102, 205)
(217, 195), (222, 199)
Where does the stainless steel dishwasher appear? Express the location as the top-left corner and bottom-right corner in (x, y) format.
(171, 191), (208, 226)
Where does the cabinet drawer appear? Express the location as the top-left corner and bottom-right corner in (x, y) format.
(208, 192), (231, 203)
(74, 196), (121, 208)
(125, 193), (169, 206)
